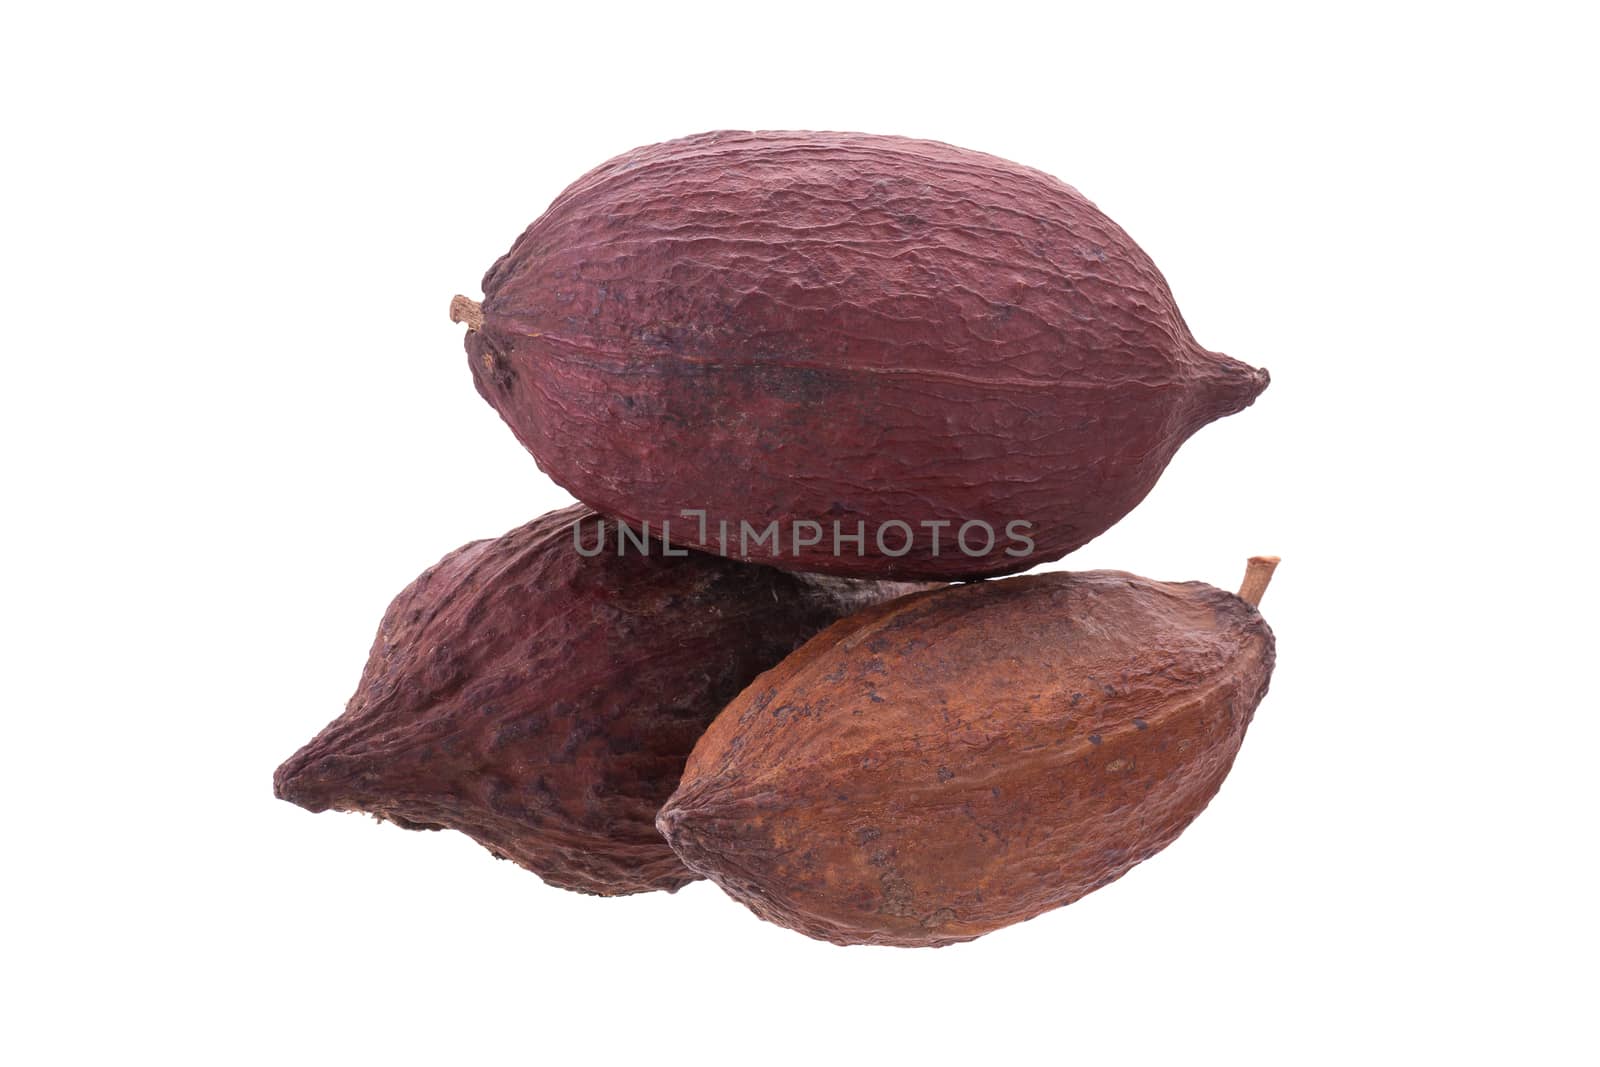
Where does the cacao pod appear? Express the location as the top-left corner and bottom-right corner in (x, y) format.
(657, 559), (1278, 944)
(453, 130), (1268, 579)
(273, 504), (930, 895)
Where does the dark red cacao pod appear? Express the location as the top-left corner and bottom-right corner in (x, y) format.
(455, 130), (1268, 580)
(658, 562), (1277, 945)
(273, 504), (930, 896)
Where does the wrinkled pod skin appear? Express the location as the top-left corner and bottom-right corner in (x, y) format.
(459, 130), (1268, 580)
(658, 570), (1275, 945)
(273, 504), (932, 896)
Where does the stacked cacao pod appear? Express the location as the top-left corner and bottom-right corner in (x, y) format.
(276, 131), (1277, 947)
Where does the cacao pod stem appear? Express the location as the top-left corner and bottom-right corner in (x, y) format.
(450, 294), (483, 332)
(1237, 555), (1280, 607)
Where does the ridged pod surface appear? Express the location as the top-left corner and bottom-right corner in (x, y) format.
(273, 504), (930, 895)
(458, 130), (1268, 579)
(658, 568), (1276, 945)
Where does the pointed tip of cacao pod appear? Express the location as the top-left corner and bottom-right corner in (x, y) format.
(272, 758), (313, 810)
(654, 803), (701, 866)
(655, 794), (750, 884)
(272, 747), (344, 814)
(653, 806), (676, 841)
(1246, 364), (1270, 402)
(1191, 351), (1269, 426)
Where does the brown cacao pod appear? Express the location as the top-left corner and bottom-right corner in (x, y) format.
(273, 504), (930, 896)
(453, 130), (1268, 580)
(657, 560), (1277, 944)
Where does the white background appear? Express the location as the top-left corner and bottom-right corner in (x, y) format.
(4, 3), (1594, 1063)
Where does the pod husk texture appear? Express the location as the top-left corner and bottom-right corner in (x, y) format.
(658, 571), (1275, 944)
(273, 504), (931, 895)
(465, 130), (1268, 579)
